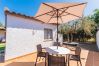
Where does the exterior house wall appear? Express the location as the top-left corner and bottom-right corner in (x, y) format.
(5, 14), (63, 60)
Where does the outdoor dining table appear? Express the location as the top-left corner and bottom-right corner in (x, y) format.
(46, 46), (70, 55)
(45, 46), (70, 66)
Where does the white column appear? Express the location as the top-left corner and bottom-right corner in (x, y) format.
(96, 29), (99, 50)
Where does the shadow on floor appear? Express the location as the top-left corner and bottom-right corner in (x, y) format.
(63, 42), (98, 52)
(78, 42), (99, 66)
(5, 62), (45, 66)
(0, 53), (5, 63)
(78, 42), (98, 52)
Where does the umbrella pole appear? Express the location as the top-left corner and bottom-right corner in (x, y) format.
(57, 9), (59, 49)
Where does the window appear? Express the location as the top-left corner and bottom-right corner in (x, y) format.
(44, 28), (53, 40)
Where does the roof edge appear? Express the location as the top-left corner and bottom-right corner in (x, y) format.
(4, 10), (57, 25)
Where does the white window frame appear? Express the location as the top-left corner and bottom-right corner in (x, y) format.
(44, 28), (53, 40)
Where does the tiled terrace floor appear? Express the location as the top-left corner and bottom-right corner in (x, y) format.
(0, 43), (98, 66)
(85, 43), (99, 66)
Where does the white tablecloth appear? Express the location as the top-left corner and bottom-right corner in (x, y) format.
(46, 46), (70, 55)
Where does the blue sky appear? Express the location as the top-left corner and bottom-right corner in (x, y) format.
(0, 0), (99, 25)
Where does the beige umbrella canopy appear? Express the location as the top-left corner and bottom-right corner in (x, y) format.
(34, 2), (87, 49)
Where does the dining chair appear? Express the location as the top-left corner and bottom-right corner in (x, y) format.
(47, 53), (66, 66)
(68, 46), (82, 66)
(35, 44), (47, 66)
(53, 42), (62, 46)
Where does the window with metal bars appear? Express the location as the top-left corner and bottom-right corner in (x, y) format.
(44, 28), (53, 40)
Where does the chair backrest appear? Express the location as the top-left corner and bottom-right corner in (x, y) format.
(47, 54), (65, 66)
(53, 42), (60, 46)
(37, 44), (42, 53)
(75, 47), (81, 56)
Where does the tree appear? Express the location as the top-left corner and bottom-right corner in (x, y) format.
(91, 9), (99, 26)
(59, 16), (96, 42)
(58, 23), (71, 42)
(82, 17), (96, 36)
(0, 22), (3, 27)
(75, 17), (96, 41)
(90, 9), (99, 41)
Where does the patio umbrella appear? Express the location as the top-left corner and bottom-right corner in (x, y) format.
(34, 2), (87, 49)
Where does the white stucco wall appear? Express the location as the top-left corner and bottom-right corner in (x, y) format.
(5, 14), (63, 60)
(96, 30), (99, 50)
